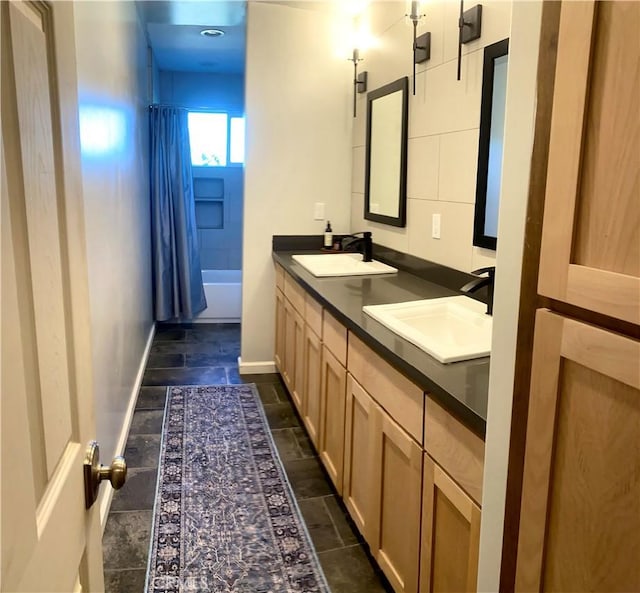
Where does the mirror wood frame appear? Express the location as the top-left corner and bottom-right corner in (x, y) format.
(364, 77), (409, 228)
(473, 38), (509, 251)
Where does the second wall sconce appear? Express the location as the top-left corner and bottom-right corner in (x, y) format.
(349, 48), (368, 118)
(408, 1), (431, 95)
(457, 1), (482, 80)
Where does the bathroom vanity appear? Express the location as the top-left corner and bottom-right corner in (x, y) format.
(273, 239), (489, 593)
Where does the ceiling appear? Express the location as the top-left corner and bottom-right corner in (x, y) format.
(138, 1), (340, 75)
(138, 1), (247, 74)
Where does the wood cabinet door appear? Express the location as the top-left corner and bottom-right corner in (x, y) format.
(292, 308), (305, 413)
(343, 374), (378, 542)
(283, 297), (304, 411)
(318, 345), (347, 494)
(538, 1), (639, 324)
(420, 455), (481, 593)
(302, 326), (322, 447)
(515, 310), (640, 592)
(370, 410), (422, 593)
(282, 297), (294, 390)
(275, 287), (285, 372)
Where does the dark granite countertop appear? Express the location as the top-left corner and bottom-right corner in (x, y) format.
(272, 238), (490, 437)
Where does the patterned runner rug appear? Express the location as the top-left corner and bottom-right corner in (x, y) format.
(145, 384), (329, 593)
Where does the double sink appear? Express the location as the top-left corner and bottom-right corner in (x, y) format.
(291, 254), (492, 364)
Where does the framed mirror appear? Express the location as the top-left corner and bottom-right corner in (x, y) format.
(365, 77), (408, 227)
(473, 38), (509, 250)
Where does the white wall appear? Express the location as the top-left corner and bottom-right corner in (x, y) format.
(351, 0), (511, 272)
(73, 1), (153, 522)
(477, 2), (543, 589)
(241, 2), (353, 368)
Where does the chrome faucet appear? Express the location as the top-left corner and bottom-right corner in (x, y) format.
(460, 266), (495, 315)
(341, 232), (373, 262)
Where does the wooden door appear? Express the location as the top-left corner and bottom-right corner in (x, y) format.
(283, 297), (304, 411)
(302, 325), (322, 447)
(292, 309), (305, 414)
(538, 1), (639, 324)
(343, 374), (378, 542)
(370, 410), (422, 593)
(1, 2), (104, 590)
(420, 456), (481, 593)
(515, 310), (640, 591)
(318, 345), (347, 494)
(274, 287), (285, 372)
(282, 298), (294, 390)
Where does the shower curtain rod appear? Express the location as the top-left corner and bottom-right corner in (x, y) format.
(149, 103), (240, 112)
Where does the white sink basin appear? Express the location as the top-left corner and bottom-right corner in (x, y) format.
(363, 296), (492, 363)
(292, 253), (398, 277)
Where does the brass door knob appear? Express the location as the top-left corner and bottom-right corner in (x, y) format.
(83, 441), (128, 509)
(98, 455), (127, 489)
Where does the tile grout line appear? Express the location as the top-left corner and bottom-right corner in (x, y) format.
(320, 496), (348, 549)
(317, 543), (362, 555)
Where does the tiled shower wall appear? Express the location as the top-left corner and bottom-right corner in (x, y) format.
(159, 71), (244, 270)
(351, 0), (512, 273)
(194, 167), (243, 270)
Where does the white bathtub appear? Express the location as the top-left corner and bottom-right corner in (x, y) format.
(194, 269), (242, 323)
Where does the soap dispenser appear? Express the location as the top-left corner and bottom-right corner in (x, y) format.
(324, 221), (333, 248)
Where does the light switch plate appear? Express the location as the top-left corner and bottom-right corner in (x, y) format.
(314, 202), (325, 221)
(432, 214), (441, 239)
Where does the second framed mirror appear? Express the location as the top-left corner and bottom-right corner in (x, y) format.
(473, 38), (509, 250)
(365, 77), (408, 228)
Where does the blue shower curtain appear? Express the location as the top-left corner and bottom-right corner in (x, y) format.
(150, 106), (206, 321)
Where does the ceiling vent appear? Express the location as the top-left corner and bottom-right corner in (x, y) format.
(200, 29), (225, 38)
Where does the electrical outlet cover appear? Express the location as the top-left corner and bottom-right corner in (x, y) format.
(432, 214), (441, 239)
(313, 202), (325, 220)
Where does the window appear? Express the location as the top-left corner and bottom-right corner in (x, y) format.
(230, 117), (245, 164)
(187, 112), (245, 167)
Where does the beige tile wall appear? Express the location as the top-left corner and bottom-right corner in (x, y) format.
(351, 0), (512, 272)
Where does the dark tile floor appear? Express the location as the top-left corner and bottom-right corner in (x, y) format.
(103, 323), (392, 593)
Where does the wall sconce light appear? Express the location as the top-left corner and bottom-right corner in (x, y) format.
(408, 1), (431, 95)
(457, 1), (482, 80)
(349, 48), (368, 118)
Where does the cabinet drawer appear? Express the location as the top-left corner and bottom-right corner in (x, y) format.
(424, 397), (485, 506)
(284, 272), (305, 314)
(275, 263), (285, 292)
(348, 333), (424, 444)
(305, 293), (323, 339)
(323, 310), (347, 366)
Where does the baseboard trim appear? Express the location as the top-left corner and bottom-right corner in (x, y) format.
(98, 322), (156, 532)
(237, 357), (277, 374)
